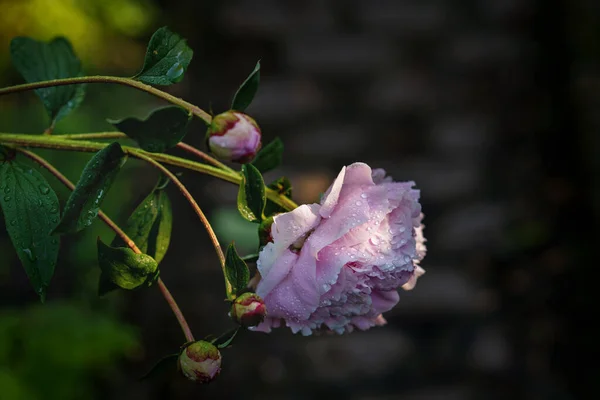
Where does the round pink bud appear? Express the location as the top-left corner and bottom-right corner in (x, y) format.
(207, 111), (262, 163)
(178, 341), (222, 383)
(230, 292), (267, 327)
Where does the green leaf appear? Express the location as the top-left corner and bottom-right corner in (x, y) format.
(231, 61), (260, 112)
(252, 137), (283, 173)
(0, 160), (60, 301)
(237, 164), (266, 223)
(53, 142), (127, 234)
(224, 243), (249, 297)
(133, 26), (193, 85)
(10, 36), (85, 125)
(213, 328), (239, 349)
(110, 106), (191, 153)
(97, 238), (158, 294)
(264, 176), (292, 217)
(111, 177), (172, 263)
(140, 353), (178, 381)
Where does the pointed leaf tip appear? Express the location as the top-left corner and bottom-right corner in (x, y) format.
(111, 177), (173, 264)
(224, 243), (250, 297)
(0, 160), (60, 299)
(231, 60), (260, 112)
(53, 142), (127, 234)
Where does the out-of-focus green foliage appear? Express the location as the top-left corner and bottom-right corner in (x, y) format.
(0, 302), (139, 400)
(211, 208), (258, 255)
(0, 0), (158, 73)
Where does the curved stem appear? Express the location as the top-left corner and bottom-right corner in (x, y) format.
(16, 148), (195, 343)
(176, 142), (235, 173)
(133, 152), (233, 296)
(0, 76), (212, 124)
(0, 133), (299, 211)
(156, 279), (195, 342)
(54, 132), (234, 173)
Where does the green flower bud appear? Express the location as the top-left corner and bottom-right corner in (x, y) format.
(230, 292), (267, 327)
(178, 341), (221, 383)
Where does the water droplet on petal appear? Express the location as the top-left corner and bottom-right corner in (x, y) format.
(369, 237), (380, 246)
(360, 193), (368, 199)
(355, 201), (362, 206)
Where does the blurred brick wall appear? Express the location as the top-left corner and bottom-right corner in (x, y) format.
(112, 1), (591, 399)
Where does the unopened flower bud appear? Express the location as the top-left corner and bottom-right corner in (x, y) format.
(230, 292), (267, 327)
(178, 341), (221, 383)
(207, 111), (262, 163)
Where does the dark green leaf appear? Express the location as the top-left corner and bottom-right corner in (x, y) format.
(10, 36), (85, 125)
(231, 61), (260, 112)
(0, 160), (60, 301)
(133, 26), (193, 85)
(111, 177), (172, 263)
(224, 243), (249, 297)
(237, 164), (266, 223)
(53, 142), (127, 234)
(252, 137), (283, 173)
(213, 328), (239, 349)
(140, 353), (178, 381)
(111, 106), (191, 153)
(97, 238), (158, 294)
(264, 176), (292, 217)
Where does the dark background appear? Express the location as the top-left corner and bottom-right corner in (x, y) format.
(0, 0), (596, 399)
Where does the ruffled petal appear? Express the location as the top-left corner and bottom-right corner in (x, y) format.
(320, 166), (345, 218)
(401, 265), (426, 291)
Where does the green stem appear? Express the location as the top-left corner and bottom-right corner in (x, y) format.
(0, 76), (212, 124)
(15, 147), (195, 343)
(135, 153), (233, 297)
(0, 132), (299, 211)
(53, 132), (234, 172)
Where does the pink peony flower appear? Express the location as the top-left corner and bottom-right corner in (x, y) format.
(253, 162), (426, 335)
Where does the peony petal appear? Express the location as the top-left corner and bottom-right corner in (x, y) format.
(257, 248), (299, 298)
(343, 162), (375, 186)
(271, 203), (321, 248)
(401, 265), (425, 291)
(320, 166), (346, 218)
(370, 289), (400, 313)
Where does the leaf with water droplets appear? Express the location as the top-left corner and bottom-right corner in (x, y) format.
(110, 106), (191, 153)
(0, 159), (60, 301)
(10, 36), (85, 126)
(224, 243), (250, 298)
(97, 238), (159, 295)
(231, 61), (260, 112)
(53, 142), (127, 234)
(111, 177), (172, 264)
(133, 26), (193, 86)
(237, 163), (266, 223)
